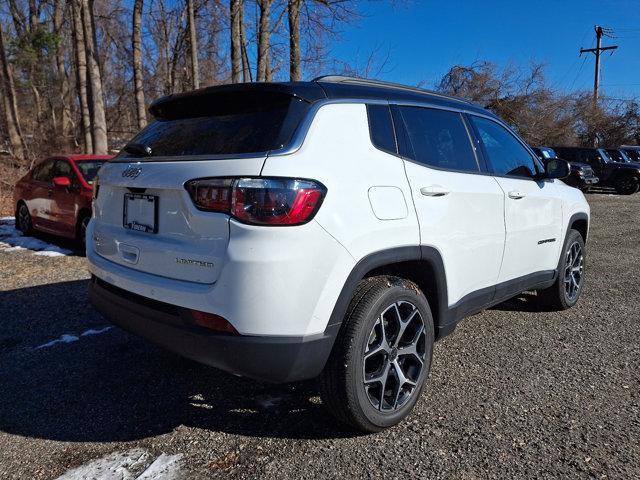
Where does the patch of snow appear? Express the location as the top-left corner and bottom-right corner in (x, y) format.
(0, 217), (73, 256)
(34, 326), (113, 350)
(55, 449), (182, 480)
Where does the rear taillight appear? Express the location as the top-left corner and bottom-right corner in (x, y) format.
(185, 177), (326, 226)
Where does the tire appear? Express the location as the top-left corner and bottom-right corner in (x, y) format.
(16, 203), (33, 235)
(537, 229), (586, 310)
(614, 175), (639, 195)
(77, 214), (91, 247)
(319, 275), (435, 432)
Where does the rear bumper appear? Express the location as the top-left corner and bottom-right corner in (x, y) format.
(89, 275), (338, 383)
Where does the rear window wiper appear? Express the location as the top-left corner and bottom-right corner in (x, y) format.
(123, 143), (153, 157)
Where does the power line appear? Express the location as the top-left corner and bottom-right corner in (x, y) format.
(579, 25), (618, 104)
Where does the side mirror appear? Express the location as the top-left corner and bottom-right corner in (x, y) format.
(545, 159), (571, 179)
(52, 176), (71, 187)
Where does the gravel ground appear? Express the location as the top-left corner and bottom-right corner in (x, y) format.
(0, 193), (638, 479)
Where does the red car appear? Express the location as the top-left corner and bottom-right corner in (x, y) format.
(13, 155), (111, 244)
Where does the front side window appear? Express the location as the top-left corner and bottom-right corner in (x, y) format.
(54, 160), (73, 179)
(398, 106), (479, 173)
(470, 116), (538, 178)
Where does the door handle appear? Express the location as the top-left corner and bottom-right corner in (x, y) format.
(420, 185), (450, 197)
(47, 189), (53, 197)
(508, 190), (526, 199)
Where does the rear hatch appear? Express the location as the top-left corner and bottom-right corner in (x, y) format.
(92, 85), (322, 284)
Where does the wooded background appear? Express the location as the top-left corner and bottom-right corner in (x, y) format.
(0, 0), (638, 173)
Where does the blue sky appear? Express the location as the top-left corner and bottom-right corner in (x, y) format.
(328, 0), (640, 99)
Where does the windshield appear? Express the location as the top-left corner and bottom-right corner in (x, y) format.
(605, 149), (628, 163)
(622, 149), (640, 162)
(598, 149), (613, 163)
(117, 92), (310, 160)
(76, 161), (106, 182)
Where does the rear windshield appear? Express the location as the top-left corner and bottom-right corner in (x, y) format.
(76, 161), (106, 182)
(116, 92), (309, 160)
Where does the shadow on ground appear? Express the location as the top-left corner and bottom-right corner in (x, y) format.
(0, 280), (354, 443)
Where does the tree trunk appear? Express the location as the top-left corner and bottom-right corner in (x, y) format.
(72, 0), (93, 153)
(28, 0), (39, 31)
(80, 0), (108, 154)
(288, 0), (301, 81)
(230, 0), (242, 83)
(187, 0), (199, 89)
(256, 0), (272, 82)
(240, 5), (251, 82)
(54, 0), (73, 148)
(0, 24), (27, 161)
(132, 0), (147, 129)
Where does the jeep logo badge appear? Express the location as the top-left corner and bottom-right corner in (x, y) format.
(122, 166), (142, 178)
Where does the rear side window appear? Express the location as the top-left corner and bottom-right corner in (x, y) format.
(398, 106), (479, 173)
(118, 92), (310, 159)
(33, 160), (55, 182)
(470, 116), (538, 178)
(366, 104), (397, 154)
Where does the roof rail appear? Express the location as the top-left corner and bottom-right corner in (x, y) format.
(312, 75), (472, 105)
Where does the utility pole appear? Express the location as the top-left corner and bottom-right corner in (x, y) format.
(580, 26), (618, 106)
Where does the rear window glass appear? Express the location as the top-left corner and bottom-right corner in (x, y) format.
(117, 92), (309, 159)
(398, 106), (479, 173)
(76, 161), (106, 182)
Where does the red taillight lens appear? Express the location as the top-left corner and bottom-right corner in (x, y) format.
(190, 310), (238, 334)
(185, 177), (326, 226)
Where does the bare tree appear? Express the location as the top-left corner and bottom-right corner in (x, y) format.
(132, 0), (147, 129)
(230, 0), (242, 83)
(80, 0), (108, 154)
(54, 0), (73, 147)
(240, 4), (251, 81)
(72, 0), (93, 152)
(288, 0), (301, 81)
(187, 0), (199, 89)
(256, 0), (273, 82)
(0, 23), (27, 160)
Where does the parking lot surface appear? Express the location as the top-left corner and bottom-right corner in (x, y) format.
(0, 194), (638, 479)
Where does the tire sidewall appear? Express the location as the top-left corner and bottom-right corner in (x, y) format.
(16, 204), (31, 234)
(559, 230), (586, 308)
(615, 176), (639, 195)
(347, 284), (434, 429)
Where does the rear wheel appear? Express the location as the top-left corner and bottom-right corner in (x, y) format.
(320, 276), (434, 432)
(614, 175), (639, 195)
(538, 229), (585, 310)
(16, 203), (33, 235)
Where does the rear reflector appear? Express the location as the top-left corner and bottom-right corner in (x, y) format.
(190, 310), (238, 334)
(185, 177), (326, 226)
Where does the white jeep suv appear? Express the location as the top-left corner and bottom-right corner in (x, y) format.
(88, 76), (590, 432)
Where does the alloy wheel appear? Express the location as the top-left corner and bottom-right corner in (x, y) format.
(363, 301), (427, 412)
(17, 205), (31, 233)
(564, 241), (584, 301)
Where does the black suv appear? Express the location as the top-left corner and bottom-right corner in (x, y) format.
(532, 147), (598, 192)
(553, 147), (640, 195)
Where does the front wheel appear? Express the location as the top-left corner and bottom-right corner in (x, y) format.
(538, 229), (586, 310)
(320, 276), (434, 432)
(614, 175), (639, 195)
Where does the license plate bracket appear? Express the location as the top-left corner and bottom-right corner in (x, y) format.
(123, 193), (158, 233)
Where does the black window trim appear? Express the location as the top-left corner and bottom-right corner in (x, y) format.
(465, 112), (545, 181)
(390, 103), (489, 176)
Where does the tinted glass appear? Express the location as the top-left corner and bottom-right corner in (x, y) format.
(471, 116), (537, 178)
(54, 160), (73, 179)
(76, 161), (106, 182)
(33, 160), (54, 182)
(623, 149), (640, 162)
(399, 106), (479, 172)
(118, 93), (309, 159)
(367, 105), (397, 154)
